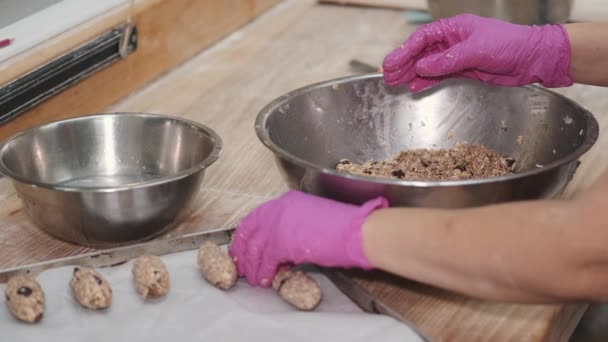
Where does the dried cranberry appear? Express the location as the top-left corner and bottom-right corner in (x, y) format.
(391, 170), (405, 178)
(17, 286), (32, 297)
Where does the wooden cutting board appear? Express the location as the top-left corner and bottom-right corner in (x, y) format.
(0, 1), (606, 341)
(337, 270), (586, 341)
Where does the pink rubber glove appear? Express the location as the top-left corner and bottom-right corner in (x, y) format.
(383, 14), (573, 92)
(228, 190), (388, 287)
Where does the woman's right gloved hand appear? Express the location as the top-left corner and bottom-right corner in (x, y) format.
(382, 14), (573, 92)
(228, 191), (388, 287)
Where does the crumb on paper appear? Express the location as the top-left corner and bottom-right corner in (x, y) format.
(516, 136), (524, 145)
(563, 116), (573, 125)
(421, 121), (426, 127)
(331, 84), (339, 91)
(580, 129), (584, 136)
(500, 120), (507, 130)
(336, 143), (514, 181)
(447, 130), (455, 140)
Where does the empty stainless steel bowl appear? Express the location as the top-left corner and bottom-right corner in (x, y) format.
(256, 74), (599, 208)
(0, 113), (222, 247)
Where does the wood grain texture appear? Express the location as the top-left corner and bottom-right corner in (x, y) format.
(0, 0), (281, 141)
(0, 1), (607, 340)
(339, 270), (587, 341)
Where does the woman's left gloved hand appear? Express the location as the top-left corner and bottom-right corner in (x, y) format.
(382, 14), (573, 92)
(228, 190), (388, 287)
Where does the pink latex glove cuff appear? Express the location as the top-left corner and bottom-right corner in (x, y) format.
(228, 191), (388, 287)
(382, 14), (573, 92)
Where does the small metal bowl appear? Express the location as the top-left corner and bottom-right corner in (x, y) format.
(0, 113), (222, 247)
(256, 74), (599, 208)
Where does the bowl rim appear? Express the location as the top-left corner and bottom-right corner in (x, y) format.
(0, 112), (223, 193)
(255, 73), (600, 188)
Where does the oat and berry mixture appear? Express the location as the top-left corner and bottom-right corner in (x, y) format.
(336, 143), (515, 181)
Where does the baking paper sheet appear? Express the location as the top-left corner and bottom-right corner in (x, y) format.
(0, 249), (424, 342)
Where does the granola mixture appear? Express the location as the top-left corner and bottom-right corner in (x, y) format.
(336, 143), (515, 181)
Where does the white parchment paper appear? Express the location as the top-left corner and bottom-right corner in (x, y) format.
(0, 250), (424, 342)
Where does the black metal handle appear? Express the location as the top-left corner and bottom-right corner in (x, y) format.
(0, 23), (138, 125)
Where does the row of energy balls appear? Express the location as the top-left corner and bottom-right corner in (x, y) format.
(4, 240), (322, 324)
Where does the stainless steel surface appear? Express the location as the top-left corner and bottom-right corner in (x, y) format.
(0, 227), (234, 283)
(570, 304), (608, 342)
(427, 0), (573, 24)
(0, 113), (222, 247)
(323, 269), (434, 342)
(256, 74), (599, 208)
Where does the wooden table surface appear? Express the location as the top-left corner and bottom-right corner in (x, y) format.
(1, 1), (608, 341)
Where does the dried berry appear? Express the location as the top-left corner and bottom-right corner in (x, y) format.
(391, 170), (405, 178)
(17, 286), (32, 297)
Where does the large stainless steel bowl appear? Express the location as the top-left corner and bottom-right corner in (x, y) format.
(427, 0), (573, 25)
(0, 113), (222, 247)
(256, 74), (599, 208)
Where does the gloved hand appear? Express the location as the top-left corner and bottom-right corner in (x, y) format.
(228, 190), (388, 287)
(382, 14), (573, 92)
